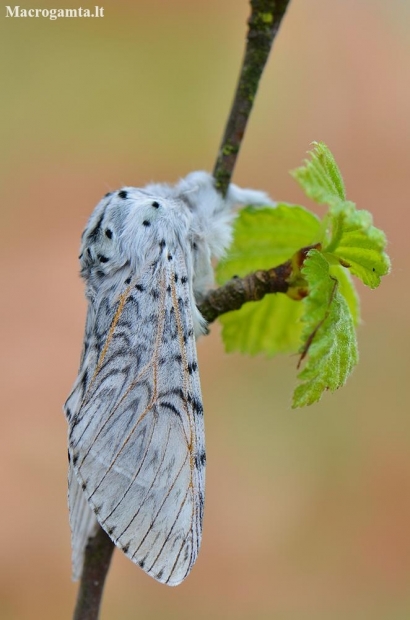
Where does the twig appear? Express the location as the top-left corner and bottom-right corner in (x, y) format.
(73, 1), (291, 618)
(198, 261), (292, 323)
(73, 528), (115, 620)
(198, 243), (319, 323)
(213, 0), (291, 195)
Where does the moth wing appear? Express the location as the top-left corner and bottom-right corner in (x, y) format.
(67, 247), (205, 586)
(68, 462), (99, 580)
(65, 303), (100, 580)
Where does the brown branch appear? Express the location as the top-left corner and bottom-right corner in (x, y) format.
(198, 244), (320, 324)
(73, 528), (115, 620)
(213, 0), (291, 195)
(73, 2), (291, 619)
(199, 261), (292, 323)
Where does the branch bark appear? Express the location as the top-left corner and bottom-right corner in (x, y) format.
(198, 260), (292, 324)
(73, 1), (291, 618)
(198, 243), (319, 324)
(213, 0), (291, 195)
(73, 528), (114, 620)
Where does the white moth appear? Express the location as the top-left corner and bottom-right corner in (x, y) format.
(64, 171), (271, 586)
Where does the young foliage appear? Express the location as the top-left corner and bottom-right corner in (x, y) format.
(216, 205), (321, 355)
(293, 250), (358, 407)
(291, 141), (346, 205)
(217, 143), (390, 406)
(293, 142), (390, 289)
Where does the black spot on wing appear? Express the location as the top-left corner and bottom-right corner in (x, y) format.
(198, 491), (205, 525)
(81, 369), (88, 395)
(192, 397), (203, 416)
(195, 450), (206, 468)
(126, 295), (137, 305)
(88, 214), (104, 242)
(183, 545), (190, 563)
(187, 362), (198, 374)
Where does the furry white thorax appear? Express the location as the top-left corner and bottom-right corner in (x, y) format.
(79, 171), (272, 336)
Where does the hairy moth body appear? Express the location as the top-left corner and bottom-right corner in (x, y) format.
(64, 171), (271, 585)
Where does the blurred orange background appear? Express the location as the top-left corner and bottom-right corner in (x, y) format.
(1, 1), (409, 618)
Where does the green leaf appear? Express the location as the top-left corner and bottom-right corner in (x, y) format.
(213, 143), (389, 407)
(217, 204), (321, 283)
(292, 142), (391, 289)
(292, 250), (359, 407)
(325, 209), (391, 289)
(329, 264), (360, 326)
(216, 204), (321, 356)
(291, 141), (346, 206)
(219, 294), (303, 356)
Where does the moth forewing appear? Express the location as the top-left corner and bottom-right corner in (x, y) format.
(66, 238), (204, 585)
